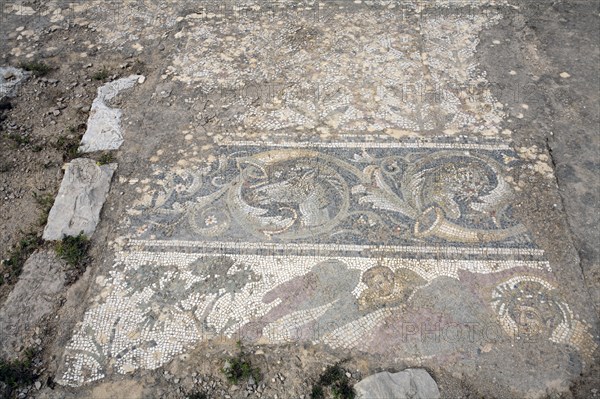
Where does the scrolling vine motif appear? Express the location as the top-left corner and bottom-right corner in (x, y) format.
(131, 147), (529, 246)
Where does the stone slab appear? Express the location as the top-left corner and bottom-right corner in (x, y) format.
(354, 369), (440, 399)
(43, 158), (117, 241)
(0, 250), (65, 358)
(78, 75), (141, 153)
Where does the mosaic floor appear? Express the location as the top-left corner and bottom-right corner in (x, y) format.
(42, 0), (597, 388)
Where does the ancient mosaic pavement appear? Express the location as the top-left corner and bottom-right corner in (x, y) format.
(53, 1), (598, 387)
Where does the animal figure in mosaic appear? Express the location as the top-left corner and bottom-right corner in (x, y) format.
(186, 256), (261, 326)
(249, 165), (332, 228)
(133, 148), (529, 246)
(229, 151), (351, 239)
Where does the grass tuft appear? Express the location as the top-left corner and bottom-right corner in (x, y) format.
(33, 192), (55, 226)
(311, 362), (355, 399)
(55, 232), (90, 268)
(97, 152), (114, 165)
(92, 67), (110, 81)
(0, 349), (37, 394)
(55, 132), (82, 161)
(221, 341), (261, 385)
(1, 233), (42, 286)
(5, 132), (30, 146)
(19, 60), (52, 76)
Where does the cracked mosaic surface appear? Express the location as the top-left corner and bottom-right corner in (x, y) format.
(58, 139), (597, 387)
(169, 4), (505, 135)
(54, 0), (597, 387)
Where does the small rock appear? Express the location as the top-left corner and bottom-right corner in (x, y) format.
(3, 71), (15, 80)
(138, 75), (146, 84)
(35, 381), (42, 390)
(559, 72), (571, 78)
(354, 369), (440, 399)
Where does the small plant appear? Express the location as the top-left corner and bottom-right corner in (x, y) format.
(92, 67), (110, 81)
(5, 132), (30, 146)
(33, 192), (55, 226)
(311, 363), (355, 399)
(1, 233), (43, 285)
(221, 341), (261, 385)
(0, 349), (37, 396)
(55, 232), (90, 268)
(186, 391), (208, 399)
(55, 134), (81, 161)
(19, 60), (52, 76)
(97, 152), (114, 165)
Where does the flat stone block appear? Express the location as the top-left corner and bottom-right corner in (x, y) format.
(43, 158), (117, 240)
(0, 250), (65, 358)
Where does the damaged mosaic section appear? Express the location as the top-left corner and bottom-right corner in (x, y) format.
(57, 140), (598, 387)
(58, 250), (596, 387)
(50, 0), (597, 390)
(169, 3), (506, 136)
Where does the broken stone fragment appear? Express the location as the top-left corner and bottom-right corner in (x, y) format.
(78, 74), (141, 152)
(0, 66), (29, 100)
(354, 369), (440, 399)
(42, 158), (117, 240)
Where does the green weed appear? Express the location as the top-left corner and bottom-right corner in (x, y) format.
(92, 67), (110, 81)
(97, 152), (114, 165)
(19, 60), (52, 76)
(221, 341), (261, 385)
(1, 233), (42, 286)
(311, 363), (355, 399)
(55, 232), (90, 268)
